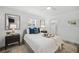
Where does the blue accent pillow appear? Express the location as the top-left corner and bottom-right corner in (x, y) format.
(29, 28), (34, 34)
(29, 27), (40, 34)
(38, 28), (40, 33)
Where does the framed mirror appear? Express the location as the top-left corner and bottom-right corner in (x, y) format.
(5, 13), (20, 30)
(49, 20), (57, 35)
(40, 19), (45, 26)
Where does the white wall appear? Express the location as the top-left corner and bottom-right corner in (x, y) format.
(52, 11), (79, 44)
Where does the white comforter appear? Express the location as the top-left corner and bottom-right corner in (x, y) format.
(24, 33), (62, 53)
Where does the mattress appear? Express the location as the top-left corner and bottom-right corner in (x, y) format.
(24, 33), (62, 53)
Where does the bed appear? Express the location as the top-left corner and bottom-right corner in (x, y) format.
(24, 33), (63, 53)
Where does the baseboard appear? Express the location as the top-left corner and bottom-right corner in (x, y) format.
(0, 41), (23, 51)
(63, 40), (79, 46)
(63, 40), (79, 53)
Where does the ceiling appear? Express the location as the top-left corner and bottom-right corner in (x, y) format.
(1, 6), (79, 19)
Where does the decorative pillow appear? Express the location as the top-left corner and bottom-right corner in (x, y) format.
(27, 28), (29, 34)
(38, 28), (40, 33)
(29, 28), (34, 34)
(29, 27), (40, 34)
(33, 27), (40, 34)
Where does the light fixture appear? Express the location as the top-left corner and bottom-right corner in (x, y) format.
(10, 23), (16, 34)
(46, 7), (52, 10)
(41, 25), (46, 31)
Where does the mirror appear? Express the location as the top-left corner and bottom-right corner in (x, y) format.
(40, 19), (45, 27)
(49, 20), (57, 35)
(5, 13), (20, 30)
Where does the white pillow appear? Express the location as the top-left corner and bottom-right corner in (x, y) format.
(27, 28), (29, 34)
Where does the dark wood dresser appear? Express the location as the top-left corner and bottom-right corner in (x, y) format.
(5, 34), (20, 49)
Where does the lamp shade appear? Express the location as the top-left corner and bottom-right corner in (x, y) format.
(10, 24), (16, 29)
(41, 25), (45, 28)
(40, 25), (46, 31)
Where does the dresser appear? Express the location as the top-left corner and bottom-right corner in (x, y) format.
(5, 34), (20, 49)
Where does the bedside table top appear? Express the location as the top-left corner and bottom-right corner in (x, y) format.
(6, 33), (20, 36)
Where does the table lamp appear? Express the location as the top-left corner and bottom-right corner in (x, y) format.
(10, 24), (16, 34)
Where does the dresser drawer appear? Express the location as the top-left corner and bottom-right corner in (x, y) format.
(5, 34), (20, 45)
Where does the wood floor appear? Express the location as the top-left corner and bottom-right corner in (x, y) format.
(0, 41), (78, 53)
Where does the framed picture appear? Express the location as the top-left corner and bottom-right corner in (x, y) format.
(5, 13), (20, 30)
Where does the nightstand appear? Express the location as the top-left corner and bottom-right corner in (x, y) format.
(5, 34), (20, 49)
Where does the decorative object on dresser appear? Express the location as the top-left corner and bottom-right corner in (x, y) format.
(10, 23), (16, 34)
(5, 33), (20, 49)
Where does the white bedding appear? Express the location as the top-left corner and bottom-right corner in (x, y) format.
(24, 33), (62, 53)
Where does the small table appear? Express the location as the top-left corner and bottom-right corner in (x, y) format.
(5, 34), (20, 49)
